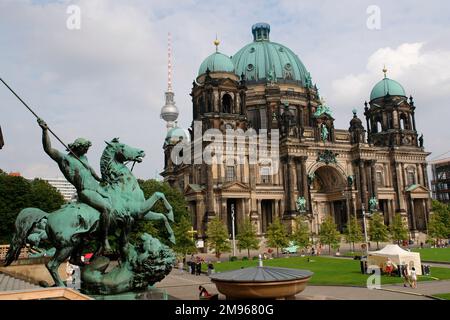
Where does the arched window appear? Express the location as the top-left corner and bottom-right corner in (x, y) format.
(222, 94), (233, 113)
(400, 114), (408, 130)
(377, 120), (382, 133)
(407, 167), (416, 186)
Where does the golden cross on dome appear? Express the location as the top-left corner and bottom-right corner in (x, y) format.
(213, 34), (220, 52)
(383, 65), (388, 78)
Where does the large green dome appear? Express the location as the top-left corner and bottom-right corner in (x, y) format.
(198, 52), (235, 76)
(370, 77), (406, 101)
(232, 23), (312, 86)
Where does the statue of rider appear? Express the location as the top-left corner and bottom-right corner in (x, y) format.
(37, 118), (112, 257)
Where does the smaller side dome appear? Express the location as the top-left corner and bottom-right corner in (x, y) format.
(165, 126), (190, 146)
(198, 52), (234, 76)
(370, 78), (406, 101)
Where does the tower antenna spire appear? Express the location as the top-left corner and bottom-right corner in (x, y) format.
(160, 31), (179, 131)
(167, 32), (173, 92)
(383, 65), (388, 78)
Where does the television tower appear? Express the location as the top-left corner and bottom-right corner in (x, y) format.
(160, 32), (179, 130)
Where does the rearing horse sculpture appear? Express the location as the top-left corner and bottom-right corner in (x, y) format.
(4, 138), (175, 287)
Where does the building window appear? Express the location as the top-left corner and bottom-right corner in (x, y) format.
(222, 94), (233, 113)
(376, 172), (384, 187)
(226, 166), (235, 182)
(407, 170), (416, 186)
(261, 166), (272, 184)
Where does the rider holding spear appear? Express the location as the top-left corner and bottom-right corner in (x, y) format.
(1, 77), (112, 258)
(37, 118), (112, 257)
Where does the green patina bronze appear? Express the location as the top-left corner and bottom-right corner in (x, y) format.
(316, 150), (338, 165)
(369, 197), (379, 212)
(320, 124), (329, 142)
(81, 233), (175, 295)
(296, 197), (307, 213)
(4, 120), (176, 295)
(314, 102), (333, 118)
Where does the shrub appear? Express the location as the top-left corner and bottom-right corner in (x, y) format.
(229, 256), (238, 262)
(242, 256), (249, 261)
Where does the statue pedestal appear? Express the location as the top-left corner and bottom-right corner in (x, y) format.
(88, 287), (173, 300)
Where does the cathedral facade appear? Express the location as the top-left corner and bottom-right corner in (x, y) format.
(161, 23), (431, 241)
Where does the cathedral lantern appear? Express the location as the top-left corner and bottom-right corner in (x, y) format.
(365, 68), (420, 148)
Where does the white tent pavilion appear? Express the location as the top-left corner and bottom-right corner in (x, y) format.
(368, 244), (422, 275)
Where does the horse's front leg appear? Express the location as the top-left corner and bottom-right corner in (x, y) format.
(139, 193), (174, 222)
(144, 211), (175, 244)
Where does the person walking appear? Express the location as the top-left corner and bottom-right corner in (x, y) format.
(410, 267), (418, 288)
(402, 265), (410, 288)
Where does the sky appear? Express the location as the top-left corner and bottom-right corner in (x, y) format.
(1, 0), (450, 180)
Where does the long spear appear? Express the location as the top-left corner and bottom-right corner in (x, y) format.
(0, 77), (88, 167)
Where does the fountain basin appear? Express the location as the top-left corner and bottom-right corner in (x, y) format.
(210, 266), (313, 300)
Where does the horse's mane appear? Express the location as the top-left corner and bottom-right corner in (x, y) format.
(100, 139), (121, 184)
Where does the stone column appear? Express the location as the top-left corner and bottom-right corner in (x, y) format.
(274, 200), (280, 219)
(300, 156), (309, 212)
(197, 198), (205, 237)
(388, 200), (394, 226)
(370, 160), (378, 199)
(206, 165), (215, 219)
(417, 164), (424, 186)
(393, 162), (405, 212)
(221, 198), (228, 228)
(358, 160), (368, 210)
(422, 200), (428, 231)
(409, 197), (417, 231)
(422, 163), (430, 189)
(287, 157), (297, 215)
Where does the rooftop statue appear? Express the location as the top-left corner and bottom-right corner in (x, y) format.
(296, 197), (307, 213)
(321, 124), (329, 142)
(5, 122), (176, 293)
(314, 98), (333, 118)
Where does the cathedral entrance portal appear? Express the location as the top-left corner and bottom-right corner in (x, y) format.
(261, 200), (274, 234)
(310, 165), (349, 233)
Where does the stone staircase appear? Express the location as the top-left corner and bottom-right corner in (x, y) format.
(0, 272), (40, 292)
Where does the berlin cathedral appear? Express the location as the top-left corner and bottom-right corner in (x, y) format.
(161, 23), (431, 242)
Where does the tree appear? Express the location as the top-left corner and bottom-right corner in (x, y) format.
(430, 200), (450, 240)
(206, 216), (231, 258)
(344, 216), (363, 252)
(368, 212), (389, 249)
(390, 213), (409, 245)
(0, 173), (65, 244)
(292, 216), (311, 252)
(427, 214), (448, 247)
(319, 216), (341, 255)
(173, 216), (197, 259)
(266, 218), (290, 257)
(236, 218), (260, 258)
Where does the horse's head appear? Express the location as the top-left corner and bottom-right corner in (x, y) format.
(104, 138), (145, 164)
(101, 138), (145, 183)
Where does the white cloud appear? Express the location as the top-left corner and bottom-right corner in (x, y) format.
(330, 42), (450, 160)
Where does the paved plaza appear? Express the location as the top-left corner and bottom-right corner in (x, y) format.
(155, 269), (450, 300)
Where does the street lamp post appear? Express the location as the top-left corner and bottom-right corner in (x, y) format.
(231, 204), (236, 257)
(362, 204), (369, 257)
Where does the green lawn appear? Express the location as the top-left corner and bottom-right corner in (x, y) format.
(412, 248), (450, 263)
(433, 293), (450, 300)
(208, 256), (450, 287)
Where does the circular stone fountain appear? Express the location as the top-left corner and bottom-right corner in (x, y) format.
(210, 258), (313, 300)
